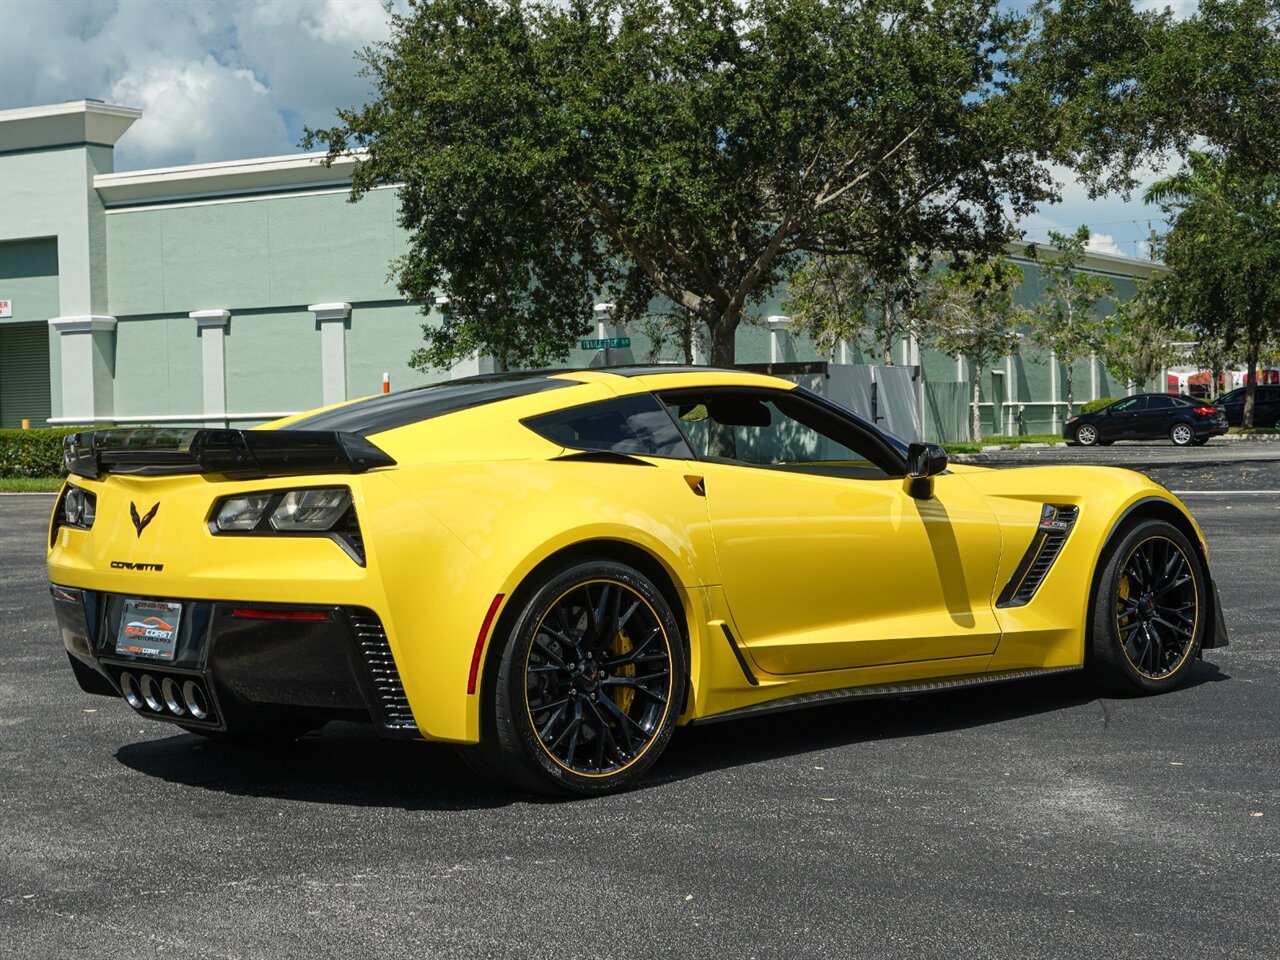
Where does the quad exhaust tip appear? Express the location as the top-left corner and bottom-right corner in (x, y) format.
(118, 671), (211, 722)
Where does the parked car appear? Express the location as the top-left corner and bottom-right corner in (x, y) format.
(1064, 393), (1229, 446)
(50, 369), (1229, 795)
(1214, 385), (1280, 428)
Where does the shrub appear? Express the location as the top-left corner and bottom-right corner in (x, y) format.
(1080, 397), (1117, 414)
(0, 428), (77, 479)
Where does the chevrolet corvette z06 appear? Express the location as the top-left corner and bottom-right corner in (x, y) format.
(49, 367), (1228, 794)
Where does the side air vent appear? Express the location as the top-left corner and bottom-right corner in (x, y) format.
(997, 505), (1080, 608)
(348, 610), (417, 732)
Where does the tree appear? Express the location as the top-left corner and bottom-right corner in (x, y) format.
(1027, 225), (1113, 420)
(305, 0), (1056, 369)
(782, 252), (931, 365)
(1023, 0), (1280, 195)
(637, 309), (703, 364)
(925, 256), (1027, 443)
(1100, 278), (1192, 394)
(1145, 152), (1280, 425)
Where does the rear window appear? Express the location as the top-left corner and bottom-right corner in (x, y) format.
(524, 395), (693, 459)
(286, 375), (576, 436)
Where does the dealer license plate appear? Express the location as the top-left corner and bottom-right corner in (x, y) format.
(115, 599), (182, 661)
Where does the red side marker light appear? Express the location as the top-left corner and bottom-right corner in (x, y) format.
(467, 594), (505, 695)
(230, 608), (332, 621)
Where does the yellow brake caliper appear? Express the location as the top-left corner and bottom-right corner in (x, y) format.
(1117, 573), (1133, 634)
(609, 629), (636, 715)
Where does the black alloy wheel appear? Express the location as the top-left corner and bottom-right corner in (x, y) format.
(1089, 519), (1206, 694)
(1074, 423), (1100, 446)
(462, 559), (686, 795)
(1169, 422), (1195, 446)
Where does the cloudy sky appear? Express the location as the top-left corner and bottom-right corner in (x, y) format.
(1, 0), (1193, 260)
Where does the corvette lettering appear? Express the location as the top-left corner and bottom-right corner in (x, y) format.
(110, 561), (165, 571)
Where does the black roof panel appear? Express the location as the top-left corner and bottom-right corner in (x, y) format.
(285, 375), (577, 437)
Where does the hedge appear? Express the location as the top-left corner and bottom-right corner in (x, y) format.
(1079, 397), (1117, 414)
(0, 428), (78, 479)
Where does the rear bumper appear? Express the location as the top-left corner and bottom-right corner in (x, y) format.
(51, 584), (418, 737)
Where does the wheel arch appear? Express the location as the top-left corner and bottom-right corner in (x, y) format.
(476, 537), (698, 734)
(1087, 495), (1218, 664)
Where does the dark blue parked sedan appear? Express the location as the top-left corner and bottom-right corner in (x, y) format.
(1064, 393), (1229, 447)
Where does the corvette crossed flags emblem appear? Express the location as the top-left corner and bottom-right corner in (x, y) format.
(130, 501), (159, 538)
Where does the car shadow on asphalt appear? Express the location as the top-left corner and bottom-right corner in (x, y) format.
(654, 661), (1229, 787)
(114, 661), (1228, 808)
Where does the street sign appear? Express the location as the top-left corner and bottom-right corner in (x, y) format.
(580, 337), (631, 350)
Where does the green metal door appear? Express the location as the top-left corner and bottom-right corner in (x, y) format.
(0, 323), (53, 428)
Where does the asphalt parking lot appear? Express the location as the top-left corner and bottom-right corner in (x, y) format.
(2, 443), (1276, 960)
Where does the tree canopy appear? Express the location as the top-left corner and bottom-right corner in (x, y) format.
(1145, 152), (1280, 425)
(924, 255), (1028, 442)
(1023, 0), (1280, 194)
(1026, 226), (1113, 418)
(306, 0), (1056, 368)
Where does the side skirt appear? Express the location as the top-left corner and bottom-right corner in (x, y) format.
(687, 665), (1083, 726)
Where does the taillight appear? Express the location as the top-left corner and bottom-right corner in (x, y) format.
(1194, 406), (1218, 416)
(209, 486), (366, 565)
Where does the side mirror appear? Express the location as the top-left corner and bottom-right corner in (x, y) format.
(904, 442), (948, 499)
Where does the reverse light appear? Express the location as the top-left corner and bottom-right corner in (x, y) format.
(63, 486), (96, 528)
(214, 493), (273, 531)
(269, 488), (352, 531)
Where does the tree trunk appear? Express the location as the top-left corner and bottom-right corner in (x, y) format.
(708, 315), (739, 368)
(680, 318), (694, 365)
(971, 361), (983, 444)
(1064, 362), (1075, 419)
(1244, 343), (1259, 428)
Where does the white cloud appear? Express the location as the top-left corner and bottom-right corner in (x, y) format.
(1084, 232), (1124, 257)
(110, 56), (290, 168)
(0, 0), (399, 170)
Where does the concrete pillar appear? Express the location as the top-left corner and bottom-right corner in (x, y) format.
(309, 302), (351, 406)
(1005, 354), (1017, 435)
(1049, 349), (1060, 433)
(837, 339), (852, 365)
(48, 315), (116, 423)
(767, 315), (791, 363)
(191, 310), (230, 424)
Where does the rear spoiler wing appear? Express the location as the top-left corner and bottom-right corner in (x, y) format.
(63, 428), (396, 480)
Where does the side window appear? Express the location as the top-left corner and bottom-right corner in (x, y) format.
(1168, 396), (1192, 407)
(1147, 396), (1176, 410)
(523, 394), (693, 459)
(659, 388), (900, 480)
(1111, 397), (1142, 413)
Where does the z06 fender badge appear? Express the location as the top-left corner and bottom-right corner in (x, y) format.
(110, 561), (165, 571)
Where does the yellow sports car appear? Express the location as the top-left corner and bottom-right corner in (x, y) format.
(48, 367), (1228, 794)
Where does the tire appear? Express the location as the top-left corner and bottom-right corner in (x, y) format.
(1169, 422), (1195, 446)
(1074, 423), (1100, 446)
(1088, 519), (1207, 695)
(461, 558), (687, 796)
